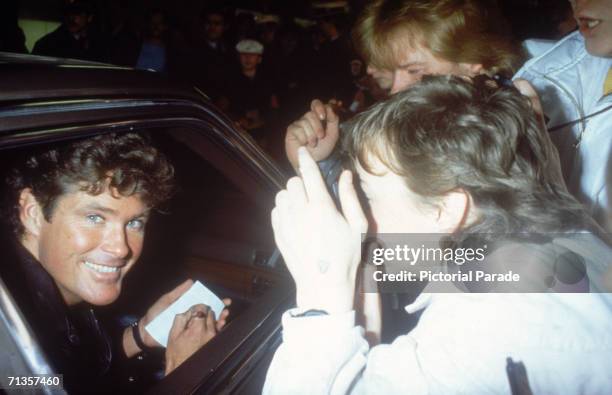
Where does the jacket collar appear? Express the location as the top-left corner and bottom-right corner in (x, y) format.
(14, 243), (81, 340)
(521, 32), (612, 77)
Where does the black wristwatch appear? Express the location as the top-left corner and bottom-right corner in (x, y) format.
(131, 320), (156, 354)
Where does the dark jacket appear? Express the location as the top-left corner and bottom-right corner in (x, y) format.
(3, 244), (156, 393)
(32, 24), (108, 62)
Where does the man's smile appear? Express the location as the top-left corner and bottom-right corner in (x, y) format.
(83, 260), (123, 274)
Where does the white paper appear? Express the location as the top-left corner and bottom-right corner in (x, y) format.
(145, 281), (225, 347)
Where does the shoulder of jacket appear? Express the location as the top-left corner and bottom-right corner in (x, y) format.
(516, 32), (589, 77)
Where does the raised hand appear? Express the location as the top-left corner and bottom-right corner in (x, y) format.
(285, 99), (340, 173)
(164, 304), (215, 375)
(272, 147), (367, 313)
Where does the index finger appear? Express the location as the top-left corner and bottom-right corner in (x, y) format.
(297, 147), (334, 206)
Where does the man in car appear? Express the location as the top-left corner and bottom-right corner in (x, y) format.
(2, 132), (229, 392)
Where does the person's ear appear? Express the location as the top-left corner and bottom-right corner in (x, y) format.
(19, 189), (45, 238)
(436, 189), (471, 233)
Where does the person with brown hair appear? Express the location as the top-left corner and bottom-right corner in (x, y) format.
(283, 0), (528, 345)
(264, 75), (612, 394)
(285, 0), (523, 175)
(353, 0), (520, 91)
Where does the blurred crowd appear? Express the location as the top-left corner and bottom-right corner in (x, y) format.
(0, 0), (579, 163)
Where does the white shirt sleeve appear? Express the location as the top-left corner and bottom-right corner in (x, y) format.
(262, 309), (430, 395)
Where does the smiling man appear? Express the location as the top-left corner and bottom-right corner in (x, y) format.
(22, 186), (150, 307)
(3, 132), (228, 392)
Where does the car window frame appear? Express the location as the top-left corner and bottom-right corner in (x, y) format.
(0, 276), (68, 395)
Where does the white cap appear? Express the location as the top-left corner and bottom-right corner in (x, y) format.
(236, 39), (264, 55)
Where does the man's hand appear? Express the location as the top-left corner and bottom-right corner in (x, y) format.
(164, 302), (230, 375)
(272, 147), (368, 313)
(138, 279), (194, 349)
(123, 280), (196, 358)
(285, 99), (340, 173)
(128, 280), (230, 352)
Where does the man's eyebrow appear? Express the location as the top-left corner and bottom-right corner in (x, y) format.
(81, 203), (117, 215)
(81, 203), (150, 218)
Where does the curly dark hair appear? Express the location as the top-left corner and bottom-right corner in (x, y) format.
(5, 132), (175, 238)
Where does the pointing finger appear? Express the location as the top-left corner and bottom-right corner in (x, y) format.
(297, 147), (333, 206)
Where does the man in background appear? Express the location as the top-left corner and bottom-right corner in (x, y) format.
(226, 39), (279, 143)
(33, 0), (108, 62)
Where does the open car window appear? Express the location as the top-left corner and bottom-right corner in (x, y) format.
(115, 126), (286, 317)
(0, 125), (289, 393)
